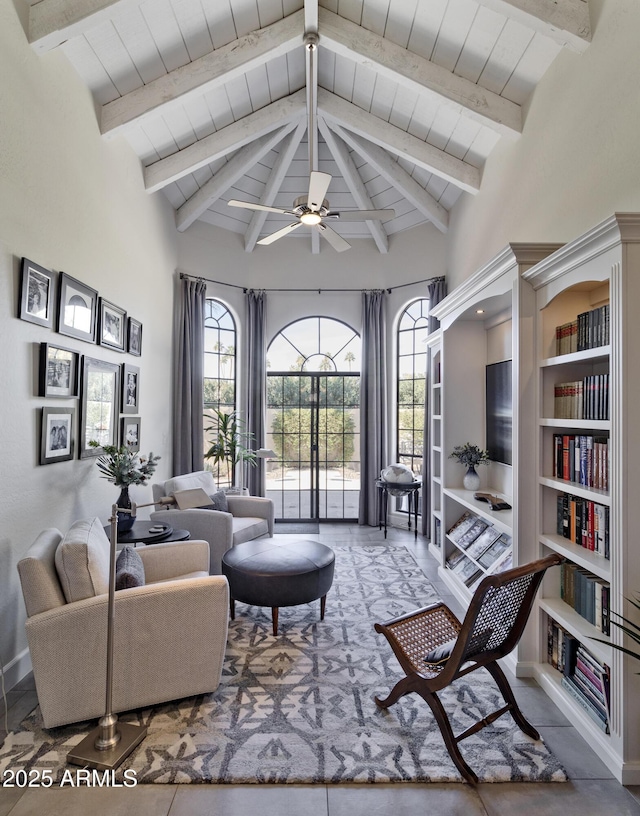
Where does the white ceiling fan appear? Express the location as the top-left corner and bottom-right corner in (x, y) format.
(227, 30), (395, 252)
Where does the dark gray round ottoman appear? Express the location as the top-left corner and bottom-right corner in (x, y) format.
(221, 539), (335, 635)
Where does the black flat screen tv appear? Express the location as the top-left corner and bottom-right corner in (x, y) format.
(486, 360), (512, 465)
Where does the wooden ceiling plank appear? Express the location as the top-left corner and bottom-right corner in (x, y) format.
(329, 122), (449, 233)
(245, 120), (307, 251)
(175, 123), (296, 231)
(317, 7), (522, 138)
(101, 9), (304, 138)
(29, 0), (143, 53)
(305, 0), (319, 33)
(474, 0), (591, 53)
(317, 118), (388, 253)
(144, 88), (306, 192)
(317, 88), (480, 193)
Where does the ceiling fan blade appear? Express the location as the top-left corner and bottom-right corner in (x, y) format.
(257, 221), (303, 246)
(317, 224), (351, 253)
(307, 171), (332, 211)
(327, 209), (396, 222)
(228, 200), (293, 215)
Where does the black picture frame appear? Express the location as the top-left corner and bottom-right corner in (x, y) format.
(122, 363), (140, 414)
(99, 298), (127, 352)
(121, 415), (141, 452)
(486, 360), (512, 466)
(80, 356), (120, 458)
(39, 342), (79, 398)
(58, 272), (98, 343)
(40, 406), (75, 464)
(19, 258), (56, 328)
(127, 317), (142, 356)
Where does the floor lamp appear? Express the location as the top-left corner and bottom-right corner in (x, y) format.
(67, 496), (174, 770)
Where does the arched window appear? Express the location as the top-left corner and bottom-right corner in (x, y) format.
(267, 316), (361, 372)
(397, 298), (429, 478)
(204, 299), (236, 480)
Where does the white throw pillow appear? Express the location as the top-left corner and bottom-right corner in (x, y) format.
(54, 517), (110, 603)
(164, 471), (217, 498)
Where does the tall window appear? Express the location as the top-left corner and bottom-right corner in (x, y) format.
(204, 299), (236, 481)
(397, 298), (429, 478)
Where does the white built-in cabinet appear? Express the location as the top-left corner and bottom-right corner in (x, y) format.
(426, 330), (442, 558)
(427, 215), (640, 783)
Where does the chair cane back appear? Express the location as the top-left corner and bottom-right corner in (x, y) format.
(374, 554), (563, 783)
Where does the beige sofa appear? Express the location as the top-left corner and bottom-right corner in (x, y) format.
(17, 518), (229, 729)
(150, 470), (274, 574)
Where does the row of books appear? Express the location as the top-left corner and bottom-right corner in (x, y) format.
(556, 493), (609, 558)
(547, 619), (610, 733)
(553, 375), (609, 421)
(552, 433), (609, 490)
(561, 561), (610, 634)
(554, 304), (610, 356)
(446, 512), (513, 586)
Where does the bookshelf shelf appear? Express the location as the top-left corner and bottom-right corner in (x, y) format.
(538, 476), (610, 504)
(539, 418), (611, 431)
(541, 346), (610, 367)
(539, 533), (610, 580)
(539, 598), (611, 664)
(443, 487), (513, 533)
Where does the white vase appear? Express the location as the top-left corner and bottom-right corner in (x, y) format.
(463, 466), (481, 491)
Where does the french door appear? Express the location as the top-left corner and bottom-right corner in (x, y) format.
(265, 372), (360, 521)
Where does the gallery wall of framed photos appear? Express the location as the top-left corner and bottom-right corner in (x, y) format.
(18, 256), (145, 465)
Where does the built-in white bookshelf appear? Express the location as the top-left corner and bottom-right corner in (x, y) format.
(522, 213), (640, 784)
(427, 331), (442, 557)
(429, 244), (560, 630)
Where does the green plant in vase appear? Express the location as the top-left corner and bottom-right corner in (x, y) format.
(449, 442), (489, 491)
(204, 409), (256, 489)
(89, 441), (160, 530)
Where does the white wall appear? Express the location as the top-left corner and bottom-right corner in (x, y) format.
(446, 0), (640, 288)
(0, 0), (177, 685)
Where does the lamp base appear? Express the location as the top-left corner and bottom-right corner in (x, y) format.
(67, 722), (147, 771)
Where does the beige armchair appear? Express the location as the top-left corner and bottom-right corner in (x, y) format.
(17, 520), (229, 729)
(150, 470), (274, 574)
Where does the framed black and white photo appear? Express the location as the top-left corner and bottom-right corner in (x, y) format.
(127, 317), (142, 356)
(19, 258), (55, 328)
(40, 406), (74, 464)
(39, 342), (79, 398)
(121, 416), (140, 452)
(58, 272), (98, 343)
(99, 298), (127, 352)
(80, 356), (120, 458)
(121, 363), (140, 414)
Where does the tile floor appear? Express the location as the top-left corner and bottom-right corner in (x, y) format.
(2, 523), (640, 816)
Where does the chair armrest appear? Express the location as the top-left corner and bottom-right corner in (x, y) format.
(138, 539), (209, 583)
(150, 509), (233, 574)
(226, 496), (274, 535)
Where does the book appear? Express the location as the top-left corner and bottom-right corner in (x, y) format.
(465, 525), (501, 562)
(453, 517), (489, 550)
(478, 533), (511, 569)
(447, 512), (476, 543)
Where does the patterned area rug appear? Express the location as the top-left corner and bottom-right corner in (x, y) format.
(1, 540), (566, 784)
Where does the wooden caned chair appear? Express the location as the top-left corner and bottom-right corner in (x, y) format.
(374, 554), (563, 783)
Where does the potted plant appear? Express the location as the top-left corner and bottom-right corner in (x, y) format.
(204, 409), (256, 490)
(89, 441), (160, 530)
(449, 442), (489, 490)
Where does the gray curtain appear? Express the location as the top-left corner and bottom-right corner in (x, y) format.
(359, 290), (387, 526)
(421, 277), (447, 536)
(245, 289), (267, 496)
(173, 276), (206, 476)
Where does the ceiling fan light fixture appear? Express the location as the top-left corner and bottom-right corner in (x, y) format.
(300, 211), (322, 226)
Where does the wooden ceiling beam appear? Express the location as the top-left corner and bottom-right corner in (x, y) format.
(317, 89), (480, 194)
(318, 7), (521, 139)
(28, 0), (141, 53)
(176, 124), (298, 233)
(474, 0), (591, 53)
(317, 118), (388, 253)
(329, 123), (449, 234)
(244, 120), (307, 252)
(100, 10), (304, 138)
(144, 90), (306, 193)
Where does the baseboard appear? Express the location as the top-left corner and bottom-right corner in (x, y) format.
(1, 647), (32, 692)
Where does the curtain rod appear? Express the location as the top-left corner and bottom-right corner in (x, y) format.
(179, 271), (444, 294)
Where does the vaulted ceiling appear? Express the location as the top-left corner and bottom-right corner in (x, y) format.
(27, 0), (591, 253)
